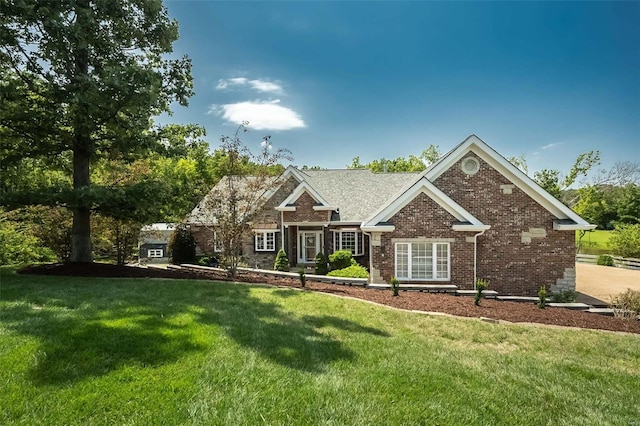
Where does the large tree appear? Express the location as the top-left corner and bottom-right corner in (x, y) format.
(0, 0), (193, 262)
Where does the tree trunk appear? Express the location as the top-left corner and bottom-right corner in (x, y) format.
(70, 147), (92, 262)
(69, 0), (93, 263)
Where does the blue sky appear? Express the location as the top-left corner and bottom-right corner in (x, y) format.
(163, 1), (639, 179)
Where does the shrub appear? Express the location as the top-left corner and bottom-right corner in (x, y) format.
(538, 286), (547, 309)
(298, 268), (306, 287)
(474, 278), (489, 306)
(596, 254), (614, 266)
(168, 224), (196, 265)
(329, 250), (352, 270)
(551, 290), (576, 303)
(314, 252), (328, 275)
(326, 264), (369, 278)
(609, 223), (640, 258)
(390, 277), (400, 297)
(611, 289), (640, 320)
(0, 218), (56, 265)
(274, 248), (290, 272)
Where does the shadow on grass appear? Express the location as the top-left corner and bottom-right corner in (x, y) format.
(0, 272), (389, 384)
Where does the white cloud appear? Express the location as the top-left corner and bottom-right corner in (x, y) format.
(216, 77), (283, 94)
(212, 100), (305, 131)
(541, 142), (564, 150)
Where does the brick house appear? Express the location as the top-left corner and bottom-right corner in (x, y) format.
(187, 135), (595, 296)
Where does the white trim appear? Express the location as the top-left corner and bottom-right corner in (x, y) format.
(452, 224), (492, 232)
(332, 229), (364, 256)
(283, 221), (329, 227)
(394, 241), (451, 281)
(461, 156), (480, 175)
(362, 177), (486, 228)
(298, 230), (323, 263)
(425, 135), (594, 227)
(360, 225), (396, 233)
(254, 230), (277, 252)
(147, 248), (164, 258)
(276, 181), (333, 211)
(313, 206), (335, 211)
(553, 222), (597, 231)
(275, 206), (296, 212)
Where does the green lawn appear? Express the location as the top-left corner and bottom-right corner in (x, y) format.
(1, 268), (639, 425)
(577, 229), (613, 254)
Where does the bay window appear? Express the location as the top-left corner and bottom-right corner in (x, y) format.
(333, 230), (364, 255)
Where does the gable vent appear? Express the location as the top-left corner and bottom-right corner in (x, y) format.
(461, 157), (479, 175)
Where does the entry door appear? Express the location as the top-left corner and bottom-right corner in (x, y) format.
(298, 231), (322, 263)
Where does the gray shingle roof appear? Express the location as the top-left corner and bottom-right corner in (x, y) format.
(301, 169), (419, 222)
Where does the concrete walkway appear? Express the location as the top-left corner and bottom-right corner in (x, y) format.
(576, 263), (640, 304)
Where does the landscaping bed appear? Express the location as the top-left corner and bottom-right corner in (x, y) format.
(20, 263), (640, 335)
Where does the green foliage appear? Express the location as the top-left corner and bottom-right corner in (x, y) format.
(329, 250), (353, 270)
(533, 150), (600, 201)
(538, 286), (547, 309)
(326, 264), (369, 278)
(348, 146), (440, 173)
(314, 252), (328, 275)
(168, 225), (196, 265)
(609, 224), (640, 258)
(596, 254), (614, 266)
(550, 290), (576, 303)
(298, 268), (307, 287)
(1, 0), (195, 261)
(0, 214), (56, 265)
(474, 279), (489, 306)
(274, 249), (290, 272)
(390, 277), (400, 297)
(611, 289), (640, 320)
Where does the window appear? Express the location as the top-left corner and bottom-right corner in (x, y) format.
(395, 242), (450, 280)
(212, 231), (222, 253)
(147, 249), (164, 258)
(255, 231), (276, 251)
(333, 230), (364, 255)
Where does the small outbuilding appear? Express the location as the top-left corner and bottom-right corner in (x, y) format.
(138, 223), (175, 264)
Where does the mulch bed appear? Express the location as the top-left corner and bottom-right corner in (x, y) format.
(19, 263), (640, 335)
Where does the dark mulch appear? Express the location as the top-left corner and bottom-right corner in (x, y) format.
(19, 263), (640, 335)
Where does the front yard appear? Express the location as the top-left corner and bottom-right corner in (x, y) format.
(1, 268), (639, 425)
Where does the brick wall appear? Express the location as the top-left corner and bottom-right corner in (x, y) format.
(371, 192), (475, 287)
(282, 191), (330, 223)
(433, 152), (575, 296)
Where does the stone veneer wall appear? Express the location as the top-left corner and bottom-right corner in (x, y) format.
(371, 192), (475, 288)
(432, 151), (576, 296)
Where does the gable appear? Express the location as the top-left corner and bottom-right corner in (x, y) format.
(362, 177), (489, 232)
(276, 181), (334, 212)
(424, 135), (595, 229)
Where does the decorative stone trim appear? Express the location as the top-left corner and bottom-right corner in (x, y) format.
(521, 227), (547, 244)
(500, 184), (515, 194)
(551, 267), (576, 294)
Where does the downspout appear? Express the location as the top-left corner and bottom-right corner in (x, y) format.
(362, 228), (373, 286)
(280, 210), (284, 252)
(473, 229), (486, 290)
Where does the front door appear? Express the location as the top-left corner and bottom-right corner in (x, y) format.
(298, 231), (322, 263)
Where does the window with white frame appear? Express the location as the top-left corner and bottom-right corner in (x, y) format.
(212, 231), (222, 253)
(255, 231), (276, 251)
(395, 242), (450, 280)
(147, 248), (164, 258)
(333, 230), (364, 255)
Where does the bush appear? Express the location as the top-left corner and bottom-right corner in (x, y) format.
(390, 277), (400, 297)
(0, 218), (56, 265)
(550, 290), (576, 303)
(609, 224), (640, 258)
(314, 252), (328, 275)
(298, 268), (306, 287)
(474, 278), (489, 306)
(326, 264), (369, 278)
(596, 254), (614, 266)
(538, 286), (547, 309)
(611, 289), (640, 320)
(329, 250), (352, 270)
(168, 224), (196, 264)
(274, 248), (290, 272)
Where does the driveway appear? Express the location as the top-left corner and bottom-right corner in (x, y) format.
(576, 263), (640, 304)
